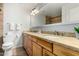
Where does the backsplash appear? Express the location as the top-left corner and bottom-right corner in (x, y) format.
(30, 23), (79, 37)
(42, 31), (76, 37)
(30, 30), (76, 37)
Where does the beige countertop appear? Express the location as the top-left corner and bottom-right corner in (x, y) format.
(23, 32), (79, 52)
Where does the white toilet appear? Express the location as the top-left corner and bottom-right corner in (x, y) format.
(2, 43), (14, 56)
(2, 31), (16, 56)
(3, 23), (22, 56)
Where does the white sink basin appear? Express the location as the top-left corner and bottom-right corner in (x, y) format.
(42, 34), (60, 39)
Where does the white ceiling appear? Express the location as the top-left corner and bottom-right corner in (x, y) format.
(21, 3), (47, 13)
(20, 3), (37, 13)
(21, 3), (47, 14)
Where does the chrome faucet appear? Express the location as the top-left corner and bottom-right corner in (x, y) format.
(38, 29), (42, 34)
(54, 31), (58, 35)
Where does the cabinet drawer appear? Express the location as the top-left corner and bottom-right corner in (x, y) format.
(53, 44), (79, 56)
(43, 48), (55, 56)
(37, 39), (53, 52)
(30, 36), (37, 42)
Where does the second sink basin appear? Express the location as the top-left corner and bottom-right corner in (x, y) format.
(41, 34), (61, 39)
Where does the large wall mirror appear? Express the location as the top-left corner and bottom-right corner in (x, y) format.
(35, 3), (79, 25)
(37, 3), (64, 24)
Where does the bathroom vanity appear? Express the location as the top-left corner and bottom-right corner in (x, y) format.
(23, 32), (79, 56)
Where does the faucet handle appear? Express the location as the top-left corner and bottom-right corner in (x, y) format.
(54, 31), (58, 35)
(37, 29), (42, 34)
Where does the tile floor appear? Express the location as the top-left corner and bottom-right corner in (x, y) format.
(13, 47), (28, 56)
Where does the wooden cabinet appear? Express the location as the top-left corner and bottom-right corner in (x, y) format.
(53, 44), (79, 56)
(26, 38), (32, 55)
(23, 33), (79, 56)
(32, 42), (42, 56)
(43, 48), (55, 56)
(37, 38), (53, 52)
(31, 36), (37, 42)
(23, 34), (27, 49)
(23, 34), (32, 55)
(23, 34), (52, 56)
(26, 36), (32, 49)
(26, 48), (32, 56)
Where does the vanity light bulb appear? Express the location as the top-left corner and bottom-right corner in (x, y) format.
(31, 9), (39, 16)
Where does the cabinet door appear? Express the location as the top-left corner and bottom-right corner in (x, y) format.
(23, 34), (27, 49)
(53, 44), (79, 56)
(26, 48), (32, 56)
(23, 34), (32, 55)
(32, 42), (42, 56)
(43, 48), (55, 56)
(27, 36), (32, 49)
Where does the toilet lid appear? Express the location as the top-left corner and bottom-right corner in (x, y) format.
(2, 43), (14, 50)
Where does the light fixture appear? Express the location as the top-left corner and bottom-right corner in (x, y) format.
(31, 8), (39, 16)
(30, 3), (47, 16)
